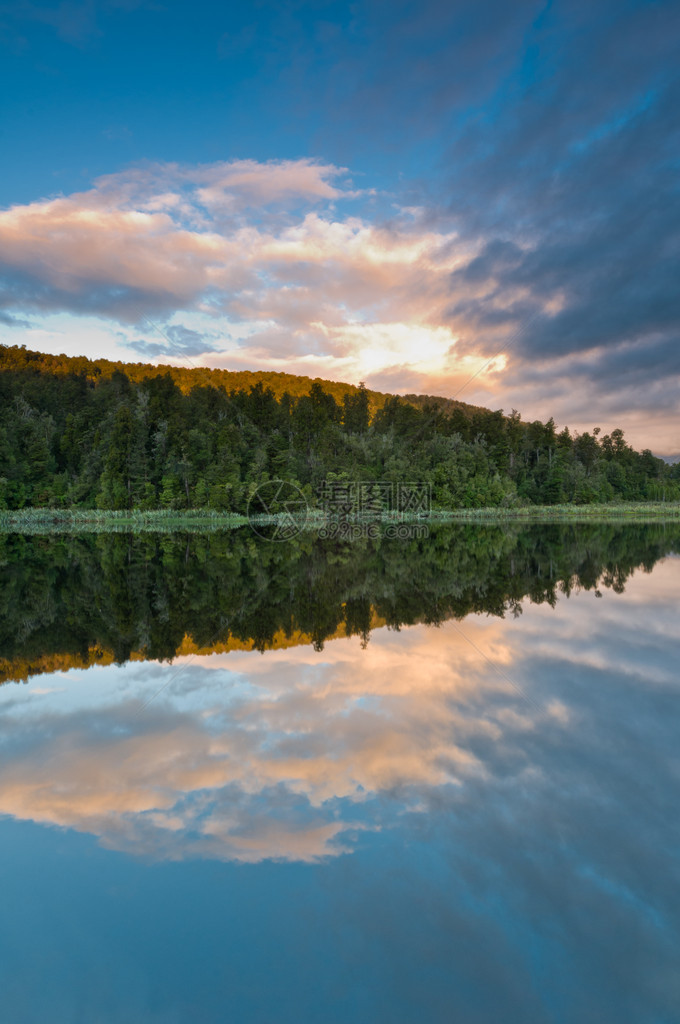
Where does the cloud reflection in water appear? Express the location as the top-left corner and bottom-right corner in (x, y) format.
(0, 558), (678, 868)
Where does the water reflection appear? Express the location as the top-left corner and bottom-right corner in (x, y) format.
(0, 547), (677, 864)
(0, 526), (678, 1022)
(2, 521), (678, 682)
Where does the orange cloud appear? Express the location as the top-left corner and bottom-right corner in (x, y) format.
(0, 160), (487, 384)
(0, 618), (527, 862)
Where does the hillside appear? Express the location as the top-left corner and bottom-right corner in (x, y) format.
(0, 344), (485, 420)
(0, 343), (678, 511)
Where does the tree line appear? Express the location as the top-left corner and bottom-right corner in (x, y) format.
(1, 343), (678, 510)
(2, 521), (678, 683)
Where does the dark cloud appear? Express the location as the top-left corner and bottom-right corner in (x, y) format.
(0, 310), (32, 328)
(428, 0), (680, 419)
(319, 0), (544, 146)
(565, 336), (680, 392)
(0, 266), (186, 323)
(126, 323), (222, 359)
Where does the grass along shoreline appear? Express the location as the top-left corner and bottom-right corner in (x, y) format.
(1, 502), (679, 534)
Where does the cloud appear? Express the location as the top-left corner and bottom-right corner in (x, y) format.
(432, 1), (680, 432)
(193, 158), (357, 208)
(0, 190), (226, 319)
(0, 159), (478, 382)
(90, 158), (362, 221)
(126, 322), (223, 359)
(0, 616), (516, 861)
(261, 0), (546, 154)
(0, 310), (32, 327)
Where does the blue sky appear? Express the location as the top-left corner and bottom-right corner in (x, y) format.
(1, 0), (679, 451)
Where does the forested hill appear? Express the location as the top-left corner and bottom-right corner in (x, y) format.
(0, 344), (484, 419)
(1, 343), (678, 511)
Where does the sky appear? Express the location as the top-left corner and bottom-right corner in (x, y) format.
(0, 0), (678, 453)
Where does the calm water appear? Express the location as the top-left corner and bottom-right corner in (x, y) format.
(0, 524), (679, 1024)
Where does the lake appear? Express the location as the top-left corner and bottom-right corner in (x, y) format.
(0, 522), (678, 1023)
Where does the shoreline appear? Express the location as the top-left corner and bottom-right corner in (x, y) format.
(1, 502), (680, 534)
